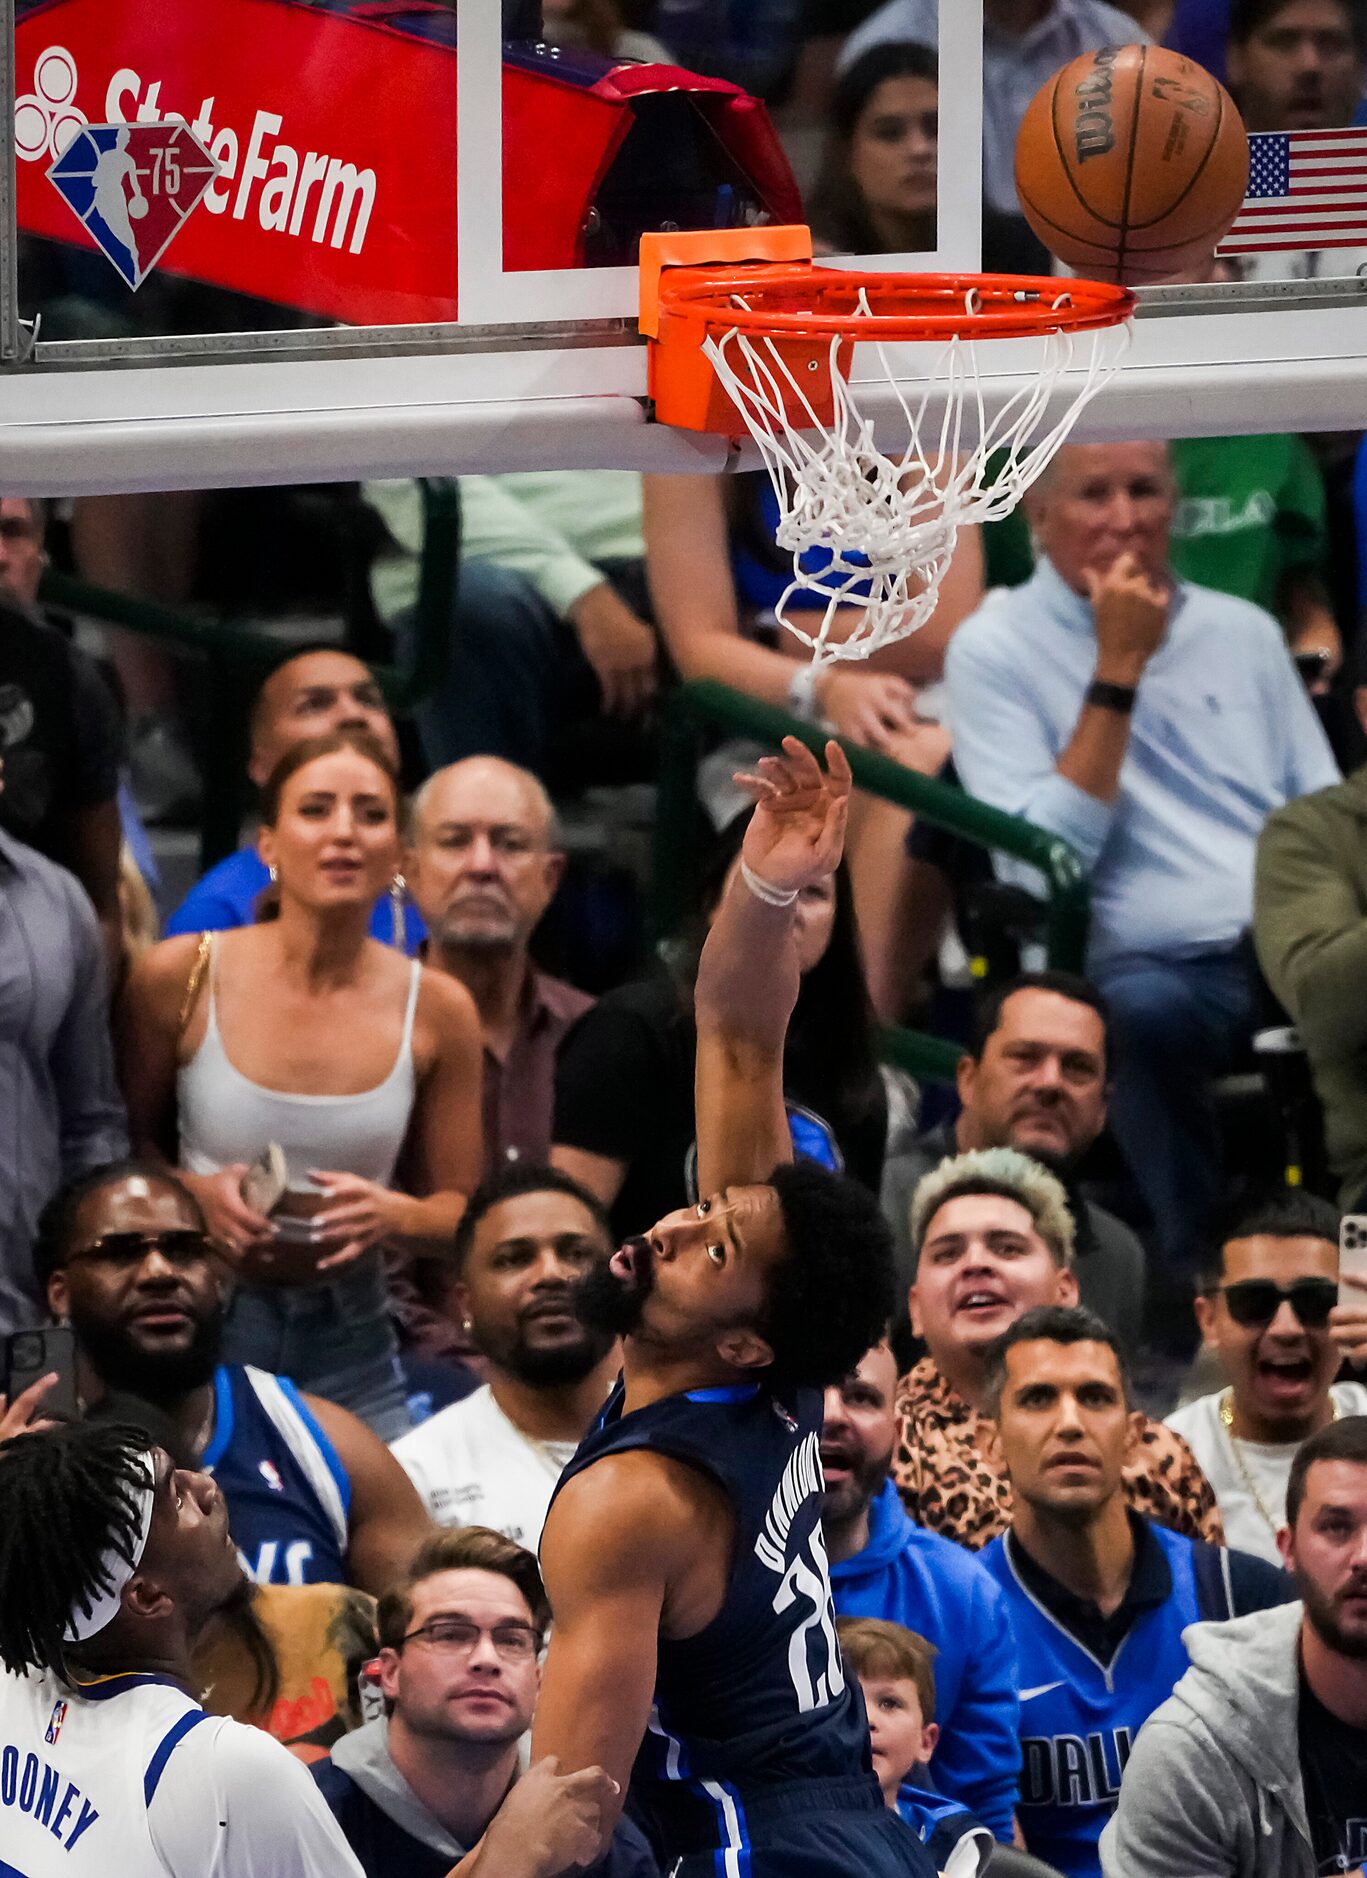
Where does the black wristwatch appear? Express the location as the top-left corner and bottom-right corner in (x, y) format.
(1085, 679), (1137, 714)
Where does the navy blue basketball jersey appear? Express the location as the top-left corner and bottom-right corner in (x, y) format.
(202, 1365), (350, 1587)
(549, 1378), (883, 1869)
(979, 1523), (1207, 1878)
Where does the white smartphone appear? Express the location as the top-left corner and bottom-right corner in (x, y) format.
(240, 1142), (288, 1216)
(1339, 1216), (1367, 1308)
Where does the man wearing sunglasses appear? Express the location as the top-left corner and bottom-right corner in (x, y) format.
(1167, 1190), (1367, 1566)
(313, 1524), (657, 1877)
(26, 1158), (433, 1598)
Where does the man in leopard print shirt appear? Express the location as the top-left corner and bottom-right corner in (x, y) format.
(893, 1147), (1222, 1549)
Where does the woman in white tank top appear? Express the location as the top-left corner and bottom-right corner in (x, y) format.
(118, 732), (484, 1439)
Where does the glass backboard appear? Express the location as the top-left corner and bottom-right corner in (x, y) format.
(4, 0), (1367, 495)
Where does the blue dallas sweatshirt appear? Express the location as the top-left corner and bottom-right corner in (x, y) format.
(830, 1479), (1022, 1840)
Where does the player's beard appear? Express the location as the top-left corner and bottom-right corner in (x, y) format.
(573, 1238), (655, 1338)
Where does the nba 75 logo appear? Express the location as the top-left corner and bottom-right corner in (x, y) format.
(47, 119), (218, 290)
(45, 1700), (68, 1745)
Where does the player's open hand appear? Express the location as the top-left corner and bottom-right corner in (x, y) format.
(478, 1756), (619, 1877)
(733, 736), (853, 898)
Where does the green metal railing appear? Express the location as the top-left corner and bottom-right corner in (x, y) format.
(657, 679), (1091, 1084)
(40, 478), (459, 869)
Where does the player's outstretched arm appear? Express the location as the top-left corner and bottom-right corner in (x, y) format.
(694, 735), (851, 1193)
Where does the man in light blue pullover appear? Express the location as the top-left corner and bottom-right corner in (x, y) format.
(945, 441), (1338, 1287)
(823, 1340), (1022, 1841)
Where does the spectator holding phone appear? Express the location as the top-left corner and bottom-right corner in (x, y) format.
(1167, 1191), (1367, 1565)
(118, 731), (484, 1439)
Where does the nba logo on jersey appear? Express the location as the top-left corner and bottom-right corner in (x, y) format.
(45, 1700), (68, 1744)
(771, 1400), (798, 1434)
(46, 121), (218, 289)
(259, 1459), (285, 1493)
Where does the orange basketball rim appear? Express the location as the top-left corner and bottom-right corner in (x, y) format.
(638, 225), (1135, 666)
(640, 225), (1134, 436)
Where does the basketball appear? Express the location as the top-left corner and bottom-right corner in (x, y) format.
(1014, 44), (1250, 285)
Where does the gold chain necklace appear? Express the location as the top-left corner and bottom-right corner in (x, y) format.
(1218, 1387), (1338, 1538)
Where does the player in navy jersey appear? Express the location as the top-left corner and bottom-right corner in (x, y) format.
(27, 1159), (431, 1595)
(508, 740), (935, 1878)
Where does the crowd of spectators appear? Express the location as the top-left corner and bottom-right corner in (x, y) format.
(8, 0), (1367, 1873)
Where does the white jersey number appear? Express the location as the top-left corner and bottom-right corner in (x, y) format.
(772, 1527), (845, 1713)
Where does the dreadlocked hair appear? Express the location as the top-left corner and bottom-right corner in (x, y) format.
(0, 1421), (153, 1679)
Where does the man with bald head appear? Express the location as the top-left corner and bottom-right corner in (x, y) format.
(407, 756), (592, 1173)
(945, 441), (1337, 1296)
(165, 647), (423, 950)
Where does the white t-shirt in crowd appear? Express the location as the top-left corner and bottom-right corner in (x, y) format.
(391, 1382), (582, 1550)
(0, 1662), (364, 1877)
(1166, 1382), (1367, 1565)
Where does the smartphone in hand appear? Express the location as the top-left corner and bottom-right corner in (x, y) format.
(1340, 1217), (1367, 1310)
(241, 1142), (288, 1216)
(4, 1325), (79, 1422)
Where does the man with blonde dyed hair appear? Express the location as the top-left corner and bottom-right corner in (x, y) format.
(893, 1148), (1221, 1549)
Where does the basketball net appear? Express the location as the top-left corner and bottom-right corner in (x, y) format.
(703, 286), (1132, 666)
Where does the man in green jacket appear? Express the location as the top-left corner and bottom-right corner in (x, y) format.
(1253, 717), (1367, 1208)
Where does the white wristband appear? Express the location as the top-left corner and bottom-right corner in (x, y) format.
(786, 661), (822, 721)
(740, 858), (799, 908)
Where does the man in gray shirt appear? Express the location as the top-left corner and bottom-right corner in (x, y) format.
(0, 824), (127, 1332)
(839, 0), (1152, 216)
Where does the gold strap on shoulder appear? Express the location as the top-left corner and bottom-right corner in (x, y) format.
(178, 931), (214, 1037)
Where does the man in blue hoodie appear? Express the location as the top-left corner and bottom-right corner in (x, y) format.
(823, 1339), (1022, 1841)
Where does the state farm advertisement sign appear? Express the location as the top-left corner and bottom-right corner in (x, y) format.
(14, 0), (626, 325)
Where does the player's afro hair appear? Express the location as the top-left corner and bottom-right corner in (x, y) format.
(762, 1161), (895, 1392)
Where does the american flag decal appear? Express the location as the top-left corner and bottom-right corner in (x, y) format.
(1220, 127), (1367, 254)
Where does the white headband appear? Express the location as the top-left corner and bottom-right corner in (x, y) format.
(63, 1452), (157, 1644)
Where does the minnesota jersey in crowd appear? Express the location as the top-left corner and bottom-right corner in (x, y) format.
(552, 1379), (933, 1876)
(203, 1364), (351, 1586)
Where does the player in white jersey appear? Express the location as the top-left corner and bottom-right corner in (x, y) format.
(0, 1419), (365, 1877)
(0, 1418), (614, 1878)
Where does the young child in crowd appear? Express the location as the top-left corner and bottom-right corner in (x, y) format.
(837, 1616), (941, 1809)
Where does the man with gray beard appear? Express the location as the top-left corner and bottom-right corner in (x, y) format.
(406, 757), (591, 1174)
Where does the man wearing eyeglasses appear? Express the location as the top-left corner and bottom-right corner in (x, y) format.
(1166, 1190), (1367, 1566)
(313, 1524), (658, 1877)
